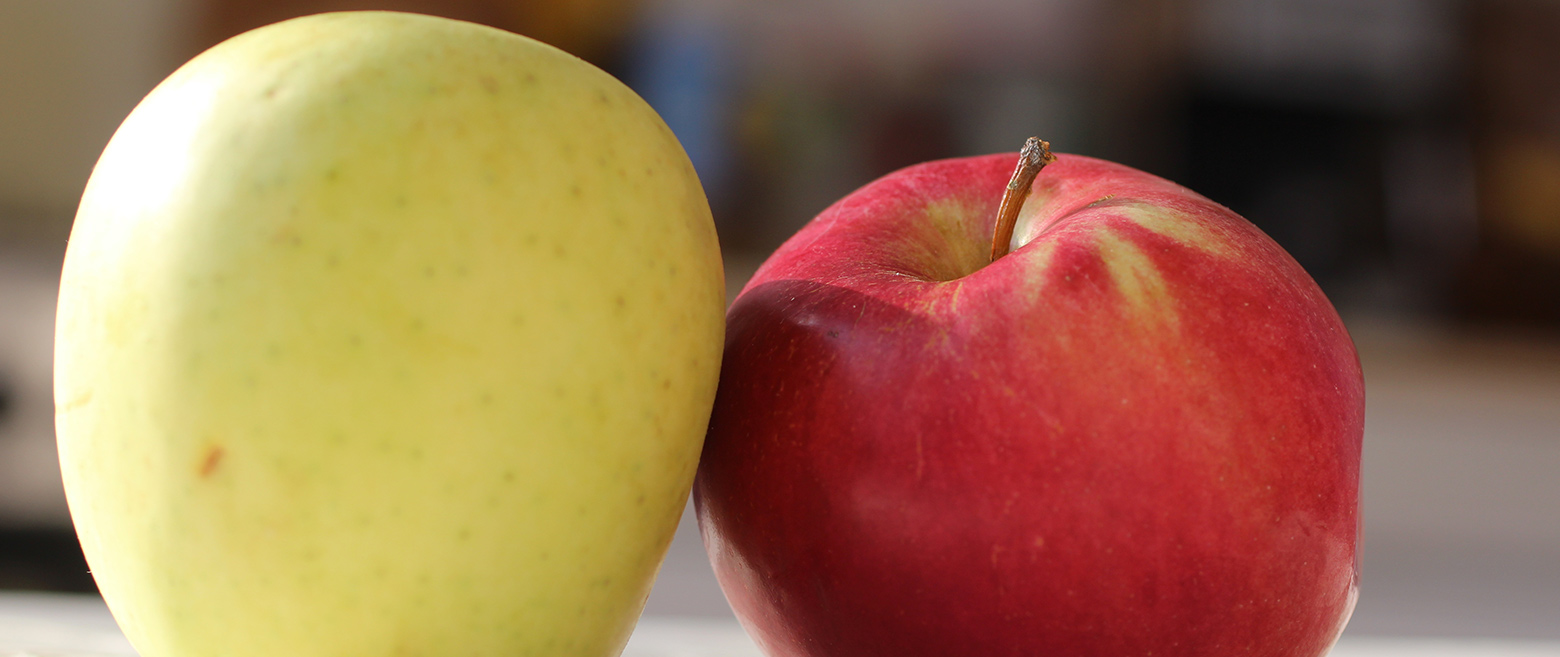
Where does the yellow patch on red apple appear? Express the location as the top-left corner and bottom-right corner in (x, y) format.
(920, 197), (990, 280)
(1122, 203), (1236, 258)
(1094, 228), (1177, 329)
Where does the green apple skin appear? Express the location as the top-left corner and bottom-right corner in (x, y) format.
(55, 12), (723, 657)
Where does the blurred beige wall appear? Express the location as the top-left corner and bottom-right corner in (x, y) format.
(0, 0), (192, 238)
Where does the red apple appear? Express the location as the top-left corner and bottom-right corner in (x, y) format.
(695, 143), (1363, 657)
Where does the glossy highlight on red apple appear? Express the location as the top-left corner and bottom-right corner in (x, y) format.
(695, 148), (1364, 657)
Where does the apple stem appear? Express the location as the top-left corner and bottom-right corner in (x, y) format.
(989, 137), (1056, 262)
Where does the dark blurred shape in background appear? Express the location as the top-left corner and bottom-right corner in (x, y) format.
(1, 0), (1558, 640)
(1464, 0), (1560, 325)
(6, 0), (1558, 321)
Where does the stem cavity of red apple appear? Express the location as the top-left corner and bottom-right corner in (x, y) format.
(989, 137), (1057, 263)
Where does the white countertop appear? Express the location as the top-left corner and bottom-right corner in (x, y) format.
(3, 591), (1558, 657)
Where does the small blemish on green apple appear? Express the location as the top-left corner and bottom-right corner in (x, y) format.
(198, 445), (224, 478)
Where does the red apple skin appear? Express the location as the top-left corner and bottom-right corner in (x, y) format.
(695, 153), (1363, 657)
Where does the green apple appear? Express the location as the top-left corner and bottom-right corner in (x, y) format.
(55, 11), (724, 657)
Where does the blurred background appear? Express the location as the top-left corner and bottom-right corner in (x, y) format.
(1, 0), (1557, 643)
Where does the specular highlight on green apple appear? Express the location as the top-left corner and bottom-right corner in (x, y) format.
(55, 11), (724, 657)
